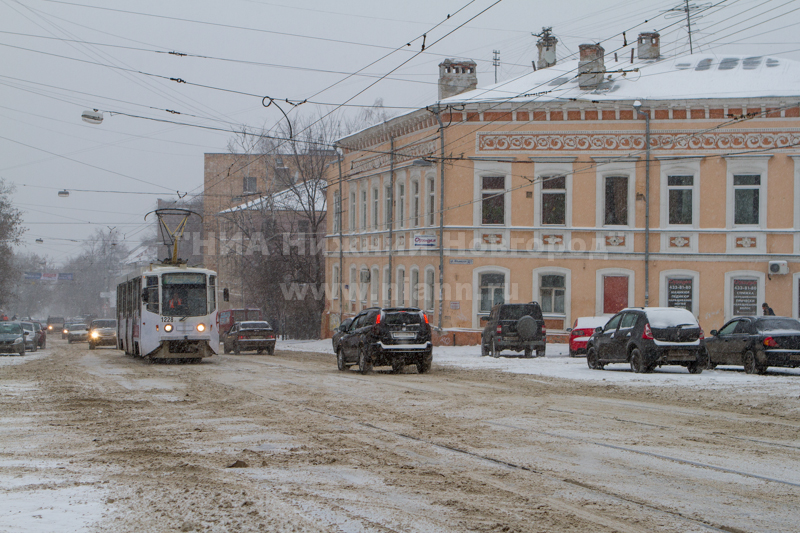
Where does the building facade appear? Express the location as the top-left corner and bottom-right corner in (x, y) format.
(324, 35), (800, 337)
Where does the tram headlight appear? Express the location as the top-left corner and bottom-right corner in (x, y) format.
(164, 324), (173, 332)
(90, 331), (100, 339)
(196, 324), (205, 332)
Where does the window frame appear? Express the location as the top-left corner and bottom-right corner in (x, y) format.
(396, 177), (406, 229)
(724, 270), (765, 321)
(658, 269), (699, 317)
(725, 156), (770, 229)
(360, 187), (368, 230)
(595, 268), (635, 316)
(396, 266), (406, 307)
(243, 176), (257, 194)
(473, 161), (512, 228)
(472, 266), (511, 327)
(594, 160), (637, 230)
(532, 267), (570, 325)
(539, 174), (568, 226)
(372, 185), (380, 229)
(427, 175), (436, 227)
(424, 266), (436, 313)
(411, 178), (420, 228)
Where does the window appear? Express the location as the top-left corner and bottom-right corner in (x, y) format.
(412, 180), (420, 227)
(384, 184), (392, 227)
(479, 273), (505, 314)
(397, 182), (406, 228)
(208, 275), (217, 314)
(349, 192), (356, 231)
(667, 175), (693, 225)
(349, 266), (356, 302)
(425, 269), (435, 312)
(243, 176), (257, 194)
(481, 176), (505, 225)
(370, 267), (379, 305)
(540, 274), (565, 314)
(333, 191), (341, 233)
(541, 175), (566, 225)
(733, 174), (761, 225)
(396, 267), (405, 306)
(603, 314), (622, 332)
(298, 220), (310, 235)
(360, 189), (367, 229)
(410, 268), (419, 308)
(145, 275), (159, 314)
(717, 320), (739, 336)
(372, 187), (379, 229)
(382, 266), (390, 305)
(732, 277), (758, 315)
(604, 176), (628, 226)
(619, 312), (638, 329)
(427, 177), (436, 226)
(359, 268), (369, 304)
(331, 265), (339, 300)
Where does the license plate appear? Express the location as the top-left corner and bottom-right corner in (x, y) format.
(791, 354), (800, 361)
(392, 332), (415, 339)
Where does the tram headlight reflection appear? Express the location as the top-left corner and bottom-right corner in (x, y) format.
(196, 324), (205, 332)
(164, 324), (173, 332)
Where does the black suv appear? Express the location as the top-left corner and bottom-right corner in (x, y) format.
(335, 307), (432, 374)
(586, 307), (707, 373)
(481, 302), (546, 358)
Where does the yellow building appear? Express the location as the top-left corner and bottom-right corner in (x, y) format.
(323, 34), (800, 338)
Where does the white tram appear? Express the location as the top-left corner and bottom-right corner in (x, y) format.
(116, 264), (219, 362)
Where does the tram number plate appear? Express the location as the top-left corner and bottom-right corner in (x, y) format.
(161, 316), (173, 323)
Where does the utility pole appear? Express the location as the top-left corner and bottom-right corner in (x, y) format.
(492, 50), (500, 83)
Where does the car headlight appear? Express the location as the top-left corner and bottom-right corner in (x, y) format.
(91, 331), (100, 339)
(48, 325), (53, 330)
(196, 324), (205, 332)
(164, 324), (173, 332)
(13, 337), (22, 344)
(63, 329), (68, 334)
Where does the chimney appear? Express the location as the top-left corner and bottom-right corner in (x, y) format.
(578, 44), (605, 89)
(535, 27), (558, 69)
(637, 32), (660, 60)
(438, 59), (478, 100)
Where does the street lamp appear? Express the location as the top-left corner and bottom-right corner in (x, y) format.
(81, 109), (103, 125)
(58, 190), (70, 198)
(634, 100), (651, 307)
(35, 238), (44, 244)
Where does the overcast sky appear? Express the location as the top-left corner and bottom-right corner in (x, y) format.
(2, 0), (798, 266)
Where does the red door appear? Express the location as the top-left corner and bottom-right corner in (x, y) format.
(603, 276), (629, 314)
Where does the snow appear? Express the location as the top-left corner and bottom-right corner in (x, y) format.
(641, 307), (698, 328)
(572, 316), (608, 330)
(277, 339), (800, 389)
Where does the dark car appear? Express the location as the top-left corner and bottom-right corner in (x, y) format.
(47, 316), (64, 334)
(88, 319), (117, 350)
(705, 316), (800, 374)
(19, 322), (38, 352)
(0, 322), (27, 355)
(66, 322), (88, 344)
(480, 302), (546, 358)
(33, 322), (46, 349)
(586, 307), (707, 373)
(336, 307), (432, 374)
(331, 317), (354, 355)
(223, 321), (276, 355)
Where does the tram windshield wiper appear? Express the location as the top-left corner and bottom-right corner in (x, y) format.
(180, 316), (187, 321)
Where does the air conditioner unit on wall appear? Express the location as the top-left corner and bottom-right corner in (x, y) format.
(769, 260), (789, 275)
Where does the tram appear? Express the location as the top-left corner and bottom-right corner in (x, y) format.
(116, 264), (219, 362)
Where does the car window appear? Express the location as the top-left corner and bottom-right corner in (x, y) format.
(604, 314), (622, 332)
(718, 320), (739, 336)
(734, 320), (753, 334)
(620, 313), (638, 329)
(755, 318), (800, 332)
(352, 314), (367, 328)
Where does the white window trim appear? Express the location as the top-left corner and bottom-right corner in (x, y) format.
(382, 265), (390, 306)
(472, 265), (511, 329)
(725, 155), (771, 230)
(424, 266), (436, 313)
(359, 264), (369, 307)
(533, 162), (573, 227)
(473, 161), (512, 227)
(410, 266), (420, 309)
(658, 157), (700, 229)
(658, 269), (699, 317)
(371, 184), (380, 229)
(724, 270), (765, 322)
(349, 191), (356, 232)
(331, 264), (340, 300)
(532, 267), (571, 326)
(384, 181), (392, 227)
(349, 265), (357, 302)
(360, 187), (368, 230)
(595, 268), (635, 316)
(426, 173), (436, 227)
(370, 265), (380, 306)
(410, 177), (421, 228)
(595, 161), (636, 229)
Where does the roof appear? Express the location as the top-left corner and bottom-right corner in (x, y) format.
(440, 53), (800, 105)
(218, 179), (327, 215)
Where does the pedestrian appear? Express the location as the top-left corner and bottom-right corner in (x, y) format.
(762, 302), (775, 316)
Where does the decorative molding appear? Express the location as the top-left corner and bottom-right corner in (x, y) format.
(735, 236), (757, 248)
(605, 235), (626, 246)
(528, 156), (577, 163)
(477, 129), (800, 153)
(542, 234), (564, 245)
(669, 235), (691, 248)
(350, 139), (438, 174)
(482, 233), (504, 245)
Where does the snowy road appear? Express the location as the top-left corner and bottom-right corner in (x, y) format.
(1, 339), (799, 532)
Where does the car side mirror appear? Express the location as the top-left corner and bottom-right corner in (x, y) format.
(595, 327), (603, 333)
(223, 288), (230, 302)
(23, 331), (29, 336)
(566, 328), (572, 333)
(710, 330), (718, 336)
(141, 288), (149, 303)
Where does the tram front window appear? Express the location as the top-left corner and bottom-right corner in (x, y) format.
(162, 273), (208, 317)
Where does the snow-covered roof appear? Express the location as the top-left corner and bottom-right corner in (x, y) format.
(218, 179), (327, 215)
(440, 53), (800, 105)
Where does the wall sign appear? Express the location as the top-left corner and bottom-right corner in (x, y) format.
(449, 258), (473, 265)
(667, 278), (693, 311)
(732, 278), (758, 316)
(413, 234), (438, 247)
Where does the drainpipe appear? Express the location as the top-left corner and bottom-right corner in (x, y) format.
(435, 109), (446, 330)
(388, 137), (394, 304)
(337, 146), (343, 322)
(634, 101), (651, 307)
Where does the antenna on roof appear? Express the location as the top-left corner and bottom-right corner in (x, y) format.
(664, 1), (710, 54)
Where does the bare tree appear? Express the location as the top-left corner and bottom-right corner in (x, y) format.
(0, 179), (24, 309)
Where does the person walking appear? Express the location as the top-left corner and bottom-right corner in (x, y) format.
(762, 302), (775, 316)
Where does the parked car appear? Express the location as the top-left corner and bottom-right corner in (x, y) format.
(66, 322), (88, 344)
(0, 322), (27, 355)
(705, 316), (800, 374)
(217, 308), (263, 337)
(481, 302), (546, 358)
(19, 322), (38, 352)
(568, 316), (609, 357)
(88, 319), (117, 350)
(33, 322), (46, 349)
(222, 321), (276, 354)
(586, 307), (706, 373)
(47, 316), (65, 333)
(331, 317), (354, 355)
(336, 307), (432, 374)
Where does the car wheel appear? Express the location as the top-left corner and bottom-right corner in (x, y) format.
(41, 340), (46, 349)
(223, 343), (230, 354)
(257, 348), (264, 354)
(234, 342), (240, 355)
(89, 343), (95, 350)
(18, 346), (25, 356)
(267, 346), (274, 355)
(524, 347), (533, 358)
(31, 343), (37, 352)
(586, 347), (602, 370)
(535, 347), (545, 357)
(481, 338), (489, 357)
(416, 351), (432, 374)
(337, 348), (348, 371)
(391, 359), (405, 373)
(68, 339), (73, 344)
(630, 348), (650, 373)
(491, 339), (500, 358)
(569, 349), (576, 357)
(358, 345), (372, 374)
(687, 360), (704, 374)
(744, 350), (767, 375)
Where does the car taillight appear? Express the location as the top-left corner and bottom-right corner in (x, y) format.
(541, 325), (547, 336)
(496, 325), (502, 335)
(642, 323), (654, 340)
(699, 327), (704, 340)
(423, 313), (429, 324)
(239, 335), (245, 340)
(764, 337), (778, 348)
(376, 313), (381, 325)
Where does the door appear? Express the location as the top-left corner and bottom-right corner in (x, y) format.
(596, 313), (623, 359)
(728, 319), (754, 365)
(610, 312), (638, 362)
(708, 319), (740, 365)
(603, 276), (629, 314)
(342, 313), (365, 360)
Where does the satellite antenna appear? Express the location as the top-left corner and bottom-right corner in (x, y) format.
(145, 208), (203, 265)
(664, 0), (711, 53)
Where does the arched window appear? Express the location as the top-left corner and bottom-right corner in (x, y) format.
(331, 264), (340, 300)
(410, 267), (420, 308)
(427, 176), (436, 226)
(370, 266), (379, 305)
(424, 267), (435, 312)
(396, 267), (406, 306)
(479, 272), (505, 314)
